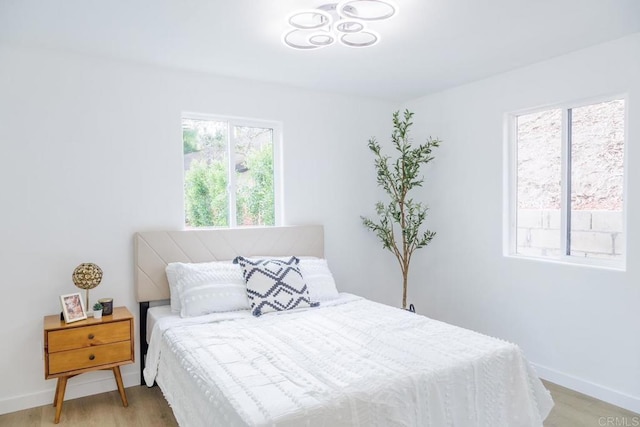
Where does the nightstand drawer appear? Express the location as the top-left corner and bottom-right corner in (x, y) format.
(48, 341), (132, 375)
(48, 321), (131, 353)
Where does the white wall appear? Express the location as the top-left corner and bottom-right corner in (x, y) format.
(0, 44), (399, 414)
(403, 32), (640, 412)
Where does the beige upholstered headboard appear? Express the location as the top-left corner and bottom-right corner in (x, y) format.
(134, 225), (324, 303)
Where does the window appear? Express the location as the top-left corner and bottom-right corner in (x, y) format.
(507, 97), (626, 267)
(182, 114), (281, 228)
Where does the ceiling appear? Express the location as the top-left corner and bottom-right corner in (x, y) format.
(1, 0), (639, 102)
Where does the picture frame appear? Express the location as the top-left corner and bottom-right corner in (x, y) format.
(60, 292), (87, 323)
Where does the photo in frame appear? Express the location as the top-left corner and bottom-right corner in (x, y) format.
(60, 292), (87, 323)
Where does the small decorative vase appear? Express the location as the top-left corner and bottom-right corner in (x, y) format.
(93, 309), (103, 319)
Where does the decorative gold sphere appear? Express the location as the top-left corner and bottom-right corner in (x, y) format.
(72, 263), (103, 290)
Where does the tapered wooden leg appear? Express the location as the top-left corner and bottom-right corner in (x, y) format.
(53, 378), (61, 407)
(113, 366), (128, 407)
(54, 376), (68, 424)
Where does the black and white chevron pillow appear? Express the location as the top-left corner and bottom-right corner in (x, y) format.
(234, 256), (319, 317)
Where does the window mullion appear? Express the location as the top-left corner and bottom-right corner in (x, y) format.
(560, 108), (571, 257)
(227, 122), (237, 227)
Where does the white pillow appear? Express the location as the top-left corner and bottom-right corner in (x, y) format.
(167, 262), (250, 317)
(165, 263), (182, 313)
(299, 258), (340, 302)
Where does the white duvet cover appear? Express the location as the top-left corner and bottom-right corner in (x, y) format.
(144, 294), (553, 427)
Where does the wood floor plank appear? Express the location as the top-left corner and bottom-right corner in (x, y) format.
(0, 381), (636, 426)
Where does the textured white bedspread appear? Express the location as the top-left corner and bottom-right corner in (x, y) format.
(144, 294), (553, 426)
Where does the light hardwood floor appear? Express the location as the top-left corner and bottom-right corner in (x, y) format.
(0, 380), (637, 426)
(542, 381), (639, 427)
(0, 386), (178, 427)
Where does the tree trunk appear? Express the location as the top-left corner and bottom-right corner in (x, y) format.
(402, 269), (408, 309)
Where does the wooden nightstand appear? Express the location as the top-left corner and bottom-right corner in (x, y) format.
(43, 306), (135, 424)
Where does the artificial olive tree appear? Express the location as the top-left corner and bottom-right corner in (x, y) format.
(362, 110), (441, 309)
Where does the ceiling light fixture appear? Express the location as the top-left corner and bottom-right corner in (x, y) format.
(282, 1), (397, 50)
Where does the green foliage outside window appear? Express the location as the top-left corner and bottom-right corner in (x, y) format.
(236, 144), (275, 226)
(183, 128), (199, 154)
(183, 122), (274, 227)
(184, 159), (228, 227)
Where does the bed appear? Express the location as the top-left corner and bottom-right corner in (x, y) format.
(135, 225), (553, 426)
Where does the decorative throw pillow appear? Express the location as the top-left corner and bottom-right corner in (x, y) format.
(234, 256), (319, 317)
(168, 261), (250, 317)
(233, 256), (341, 303)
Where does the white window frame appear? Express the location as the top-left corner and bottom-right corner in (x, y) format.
(182, 112), (283, 228)
(504, 94), (628, 270)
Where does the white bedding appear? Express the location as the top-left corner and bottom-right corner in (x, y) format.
(146, 305), (173, 344)
(144, 294), (553, 427)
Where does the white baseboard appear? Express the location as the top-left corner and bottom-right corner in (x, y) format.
(533, 362), (640, 414)
(0, 370), (140, 416)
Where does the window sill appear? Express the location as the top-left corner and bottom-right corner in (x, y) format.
(503, 253), (626, 272)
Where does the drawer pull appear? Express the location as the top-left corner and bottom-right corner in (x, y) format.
(89, 354), (95, 361)
(88, 334), (95, 339)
